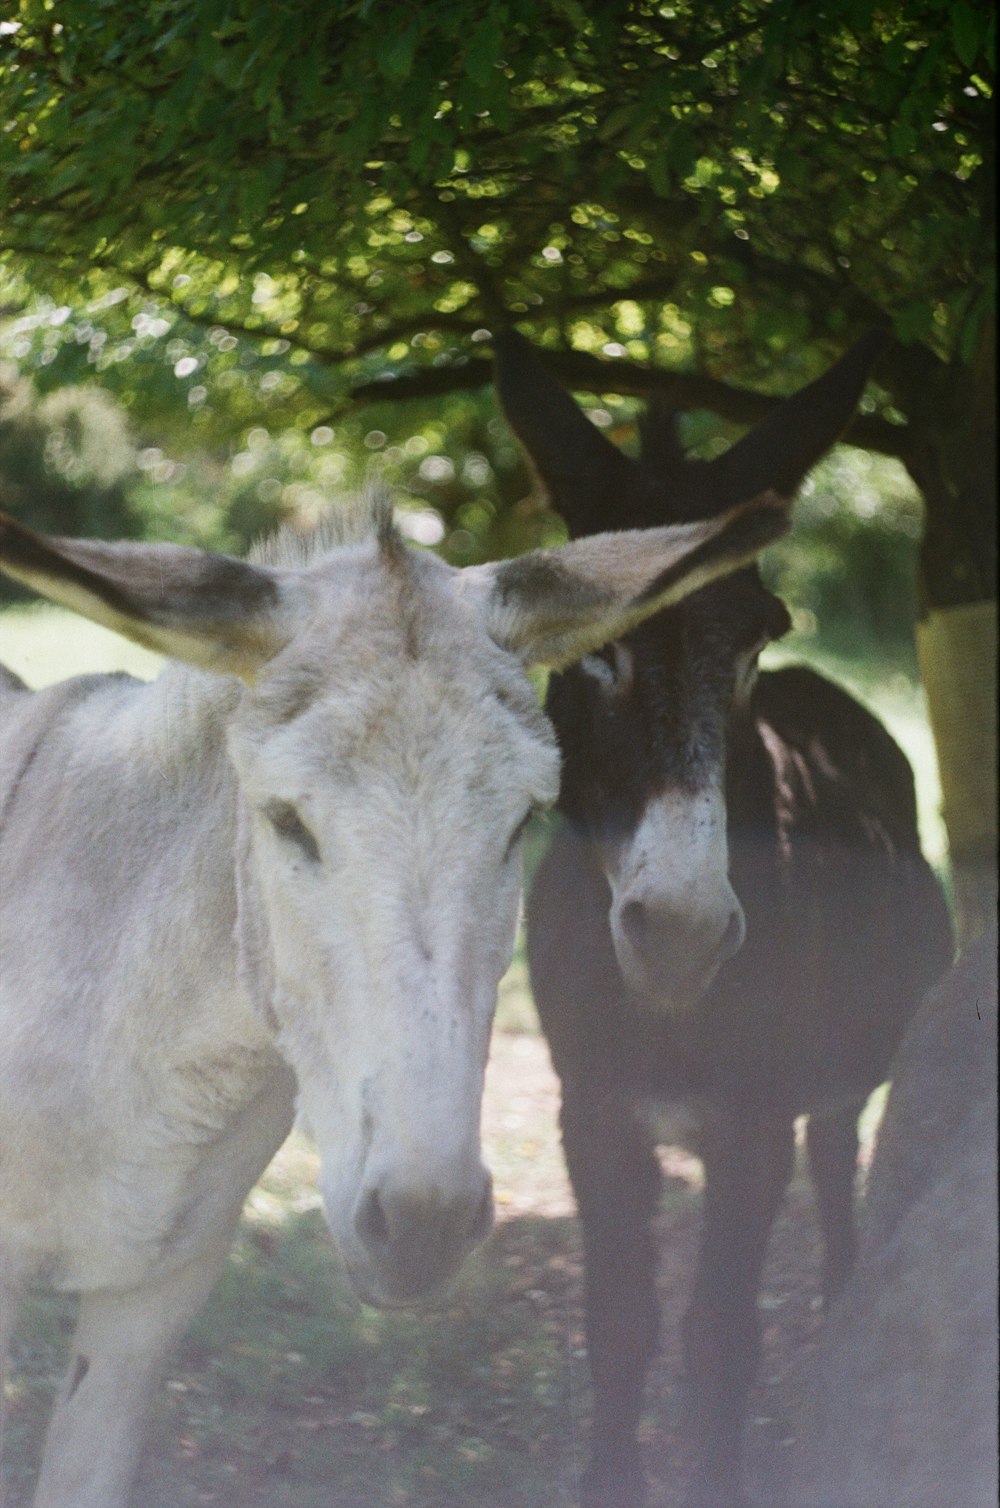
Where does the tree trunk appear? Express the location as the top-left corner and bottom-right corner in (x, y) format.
(894, 324), (997, 947)
(916, 602), (997, 945)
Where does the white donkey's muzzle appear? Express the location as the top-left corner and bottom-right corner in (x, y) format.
(347, 1163), (494, 1306)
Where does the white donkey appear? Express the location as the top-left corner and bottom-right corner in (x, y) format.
(0, 490), (785, 1508)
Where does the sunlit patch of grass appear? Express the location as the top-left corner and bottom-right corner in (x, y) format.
(0, 603), (163, 687)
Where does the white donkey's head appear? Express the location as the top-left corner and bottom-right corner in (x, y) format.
(0, 494), (785, 1303)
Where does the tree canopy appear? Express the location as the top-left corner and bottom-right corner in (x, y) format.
(1, 2), (991, 412)
(3, 2), (993, 586)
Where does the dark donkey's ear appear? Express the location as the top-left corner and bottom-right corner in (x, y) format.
(697, 330), (888, 510)
(492, 328), (634, 535)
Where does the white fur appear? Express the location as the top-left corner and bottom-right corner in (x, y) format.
(0, 540), (552, 1506)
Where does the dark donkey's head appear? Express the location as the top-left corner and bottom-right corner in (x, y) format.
(495, 329), (884, 1012)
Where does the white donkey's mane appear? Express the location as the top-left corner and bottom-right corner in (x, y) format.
(248, 490), (400, 568)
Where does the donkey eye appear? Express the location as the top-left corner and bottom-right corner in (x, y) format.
(580, 641), (633, 696)
(264, 800), (321, 863)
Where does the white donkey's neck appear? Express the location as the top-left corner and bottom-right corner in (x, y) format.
(75, 662), (279, 1079)
(0, 662), (289, 1291)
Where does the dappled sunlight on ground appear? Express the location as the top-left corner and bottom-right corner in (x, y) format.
(483, 1033), (575, 1221)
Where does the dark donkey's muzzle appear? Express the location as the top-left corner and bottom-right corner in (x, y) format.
(611, 887), (747, 1011)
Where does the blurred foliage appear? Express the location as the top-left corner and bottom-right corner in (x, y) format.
(0, 365), (142, 599)
(0, 357), (563, 562)
(1, 0), (993, 622)
(764, 446), (924, 667)
(0, 368), (137, 532)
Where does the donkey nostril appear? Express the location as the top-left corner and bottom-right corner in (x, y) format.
(355, 1188), (391, 1251)
(619, 898), (649, 950)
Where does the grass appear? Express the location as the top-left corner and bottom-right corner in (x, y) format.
(0, 602), (164, 686)
(3, 1112), (880, 1508)
(143, 1203), (586, 1508)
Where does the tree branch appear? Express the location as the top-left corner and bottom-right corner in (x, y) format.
(343, 348), (911, 458)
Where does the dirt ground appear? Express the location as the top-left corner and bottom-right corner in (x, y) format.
(5, 1030), (874, 1508)
(480, 1032), (867, 1508)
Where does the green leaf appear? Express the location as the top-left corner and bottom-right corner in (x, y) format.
(951, 2), (981, 69)
(378, 25), (418, 83)
(667, 124), (696, 176)
(647, 152), (671, 198)
(598, 104), (635, 143)
(238, 169), (271, 223)
(893, 300), (934, 344)
(548, 0), (591, 29)
(465, 13), (505, 89)
(889, 121), (917, 156)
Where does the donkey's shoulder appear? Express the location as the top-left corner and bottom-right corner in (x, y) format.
(752, 663), (920, 845)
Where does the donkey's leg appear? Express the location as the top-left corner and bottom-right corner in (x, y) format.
(31, 1216), (241, 1508)
(805, 1096), (865, 1303)
(682, 1113), (794, 1508)
(561, 1080), (662, 1508)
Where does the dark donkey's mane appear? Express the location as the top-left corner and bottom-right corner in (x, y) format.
(495, 331), (953, 1508)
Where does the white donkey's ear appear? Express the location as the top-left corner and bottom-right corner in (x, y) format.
(467, 492), (789, 669)
(0, 512), (300, 679)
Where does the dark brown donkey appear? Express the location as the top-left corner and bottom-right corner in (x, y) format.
(494, 331), (953, 1508)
